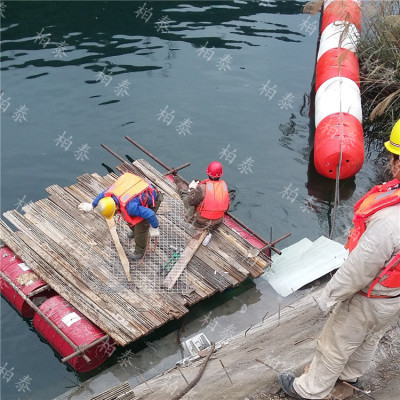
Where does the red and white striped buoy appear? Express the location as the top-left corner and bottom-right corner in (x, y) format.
(314, 0), (364, 180)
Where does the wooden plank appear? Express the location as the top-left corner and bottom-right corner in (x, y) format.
(106, 218), (131, 281)
(163, 230), (208, 290)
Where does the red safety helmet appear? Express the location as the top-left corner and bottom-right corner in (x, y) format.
(206, 161), (223, 178)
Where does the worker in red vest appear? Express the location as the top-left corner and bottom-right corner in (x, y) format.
(78, 173), (163, 260)
(279, 120), (400, 400)
(174, 161), (231, 229)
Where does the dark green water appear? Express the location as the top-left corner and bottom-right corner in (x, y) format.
(1, 1), (381, 399)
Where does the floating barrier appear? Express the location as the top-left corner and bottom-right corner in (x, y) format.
(33, 295), (114, 372)
(0, 246), (55, 317)
(314, 0), (364, 179)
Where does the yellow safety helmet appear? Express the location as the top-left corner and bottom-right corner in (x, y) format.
(385, 120), (400, 155)
(97, 197), (116, 219)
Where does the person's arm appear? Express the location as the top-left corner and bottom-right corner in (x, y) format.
(188, 185), (205, 206)
(320, 216), (397, 308)
(92, 189), (106, 208)
(126, 201), (159, 228)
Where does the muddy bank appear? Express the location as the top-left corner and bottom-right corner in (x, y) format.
(130, 286), (399, 400)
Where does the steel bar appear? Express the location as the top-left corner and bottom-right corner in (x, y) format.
(125, 136), (171, 171)
(101, 144), (134, 169)
(0, 270), (91, 363)
(124, 137), (281, 250)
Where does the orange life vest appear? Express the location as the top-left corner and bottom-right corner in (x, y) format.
(104, 173), (156, 226)
(345, 179), (400, 296)
(196, 179), (230, 220)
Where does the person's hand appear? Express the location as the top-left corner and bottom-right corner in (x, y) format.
(188, 180), (200, 190)
(78, 202), (93, 212)
(315, 296), (330, 315)
(149, 227), (160, 237)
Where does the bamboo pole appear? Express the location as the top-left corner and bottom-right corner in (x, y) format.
(61, 334), (110, 363)
(26, 284), (50, 298)
(0, 270), (91, 363)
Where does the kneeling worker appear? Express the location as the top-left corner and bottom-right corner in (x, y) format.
(173, 161), (230, 229)
(78, 172), (162, 260)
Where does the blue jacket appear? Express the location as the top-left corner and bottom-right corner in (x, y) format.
(92, 187), (159, 228)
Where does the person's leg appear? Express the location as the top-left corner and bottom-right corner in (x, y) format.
(133, 192), (163, 255)
(293, 297), (370, 399)
(340, 296), (400, 382)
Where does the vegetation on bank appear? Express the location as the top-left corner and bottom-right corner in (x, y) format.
(357, 0), (400, 150)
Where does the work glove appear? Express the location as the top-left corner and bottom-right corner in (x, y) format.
(149, 227), (160, 237)
(78, 202), (93, 212)
(188, 180), (200, 190)
(315, 296), (330, 315)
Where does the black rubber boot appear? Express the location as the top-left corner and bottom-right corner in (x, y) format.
(278, 372), (311, 400)
(129, 252), (143, 261)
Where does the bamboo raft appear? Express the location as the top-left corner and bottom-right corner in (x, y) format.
(0, 158), (271, 347)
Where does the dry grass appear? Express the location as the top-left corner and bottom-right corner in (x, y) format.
(357, 0), (400, 147)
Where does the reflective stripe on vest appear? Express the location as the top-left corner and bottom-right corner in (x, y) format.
(105, 173), (155, 226)
(196, 179), (230, 220)
(345, 179), (400, 295)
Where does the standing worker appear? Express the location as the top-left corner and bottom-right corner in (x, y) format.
(78, 172), (163, 260)
(173, 161), (231, 229)
(279, 120), (400, 399)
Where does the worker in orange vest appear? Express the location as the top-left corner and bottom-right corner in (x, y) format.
(78, 173), (163, 260)
(173, 161), (231, 229)
(279, 120), (400, 399)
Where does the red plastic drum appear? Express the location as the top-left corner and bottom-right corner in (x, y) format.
(0, 246), (55, 317)
(33, 295), (115, 372)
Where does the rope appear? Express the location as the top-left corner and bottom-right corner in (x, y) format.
(329, 59), (345, 239)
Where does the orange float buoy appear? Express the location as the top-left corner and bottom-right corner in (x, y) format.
(321, 0), (362, 33)
(315, 48), (360, 92)
(314, 0), (364, 180)
(314, 113), (364, 179)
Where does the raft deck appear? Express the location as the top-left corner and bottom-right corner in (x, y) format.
(1, 159), (270, 346)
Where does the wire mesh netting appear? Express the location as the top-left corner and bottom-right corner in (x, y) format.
(111, 194), (189, 293)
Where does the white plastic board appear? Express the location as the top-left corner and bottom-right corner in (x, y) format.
(262, 236), (348, 297)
